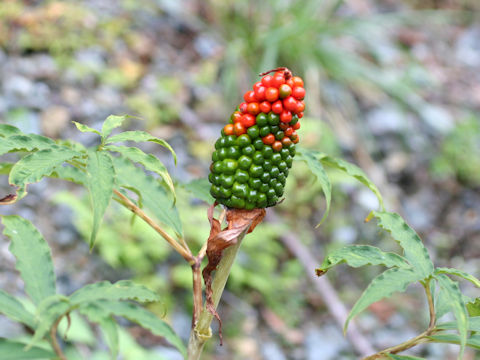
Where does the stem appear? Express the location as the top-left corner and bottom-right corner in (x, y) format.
(50, 316), (66, 360)
(191, 259), (203, 326)
(187, 240), (244, 360)
(113, 189), (194, 264)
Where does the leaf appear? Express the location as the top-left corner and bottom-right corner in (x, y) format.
(50, 165), (87, 185)
(85, 150), (115, 249)
(72, 121), (101, 135)
(181, 178), (215, 204)
(106, 145), (175, 201)
(0, 124), (22, 137)
(99, 316), (119, 360)
(428, 334), (480, 350)
(316, 245), (410, 275)
(112, 156), (182, 235)
(0, 338), (56, 359)
(0, 134), (56, 156)
(69, 280), (160, 305)
(436, 274), (469, 359)
(387, 354), (426, 360)
(1, 216), (56, 305)
(0, 289), (35, 328)
(8, 147), (81, 199)
(0, 162), (13, 175)
(296, 150), (332, 226)
(105, 131), (177, 164)
(85, 300), (186, 357)
(437, 316), (480, 332)
(369, 211), (434, 279)
(30, 295), (70, 347)
(101, 115), (127, 139)
(467, 298), (480, 317)
(435, 268), (480, 288)
(345, 267), (422, 332)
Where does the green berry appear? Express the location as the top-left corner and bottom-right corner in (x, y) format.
(232, 183), (248, 198)
(268, 112), (280, 126)
(259, 126), (271, 137)
(253, 138), (264, 150)
(247, 126), (260, 139)
(248, 178), (262, 190)
(242, 144), (255, 156)
(226, 146), (241, 159)
(236, 134), (251, 147)
(238, 155), (253, 170)
(252, 151), (264, 165)
(235, 169), (250, 184)
(256, 113), (268, 127)
(249, 164), (264, 178)
(223, 159), (238, 174)
(262, 146), (273, 159)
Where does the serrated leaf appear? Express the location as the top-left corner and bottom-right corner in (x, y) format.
(435, 268), (480, 288)
(85, 150), (115, 249)
(70, 280), (160, 305)
(99, 316), (119, 360)
(106, 145), (175, 201)
(467, 298), (480, 317)
(1, 216), (56, 305)
(345, 267), (422, 332)
(101, 115), (127, 139)
(0, 124), (22, 137)
(437, 316), (480, 332)
(86, 300), (186, 356)
(9, 147), (81, 199)
(50, 165), (87, 185)
(297, 150), (332, 226)
(0, 289), (35, 328)
(181, 178), (214, 204)
(428, 334), (480, 350)
(30, 295), (70, 347)
(105, 131), (177, 164)
(0, 134), (56, 156)
(370, 211), (434, 279)
(0, 338), (56, 359)
(73, 121), (101, 135)
(317, 245), (410, 274)
(387, 354), (426, 360)
(112, 156), (182, 235)
(436, 274), (468, 358)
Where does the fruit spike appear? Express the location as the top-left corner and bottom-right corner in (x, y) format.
(209, 68), (305, 209)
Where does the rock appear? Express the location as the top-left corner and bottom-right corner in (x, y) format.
(261, 341), (287, 360)
(456, 26), (480, 67)
(40, 105), (71, 138)
(366, 105), (406, 135)
(305, 324), (348, 360)
(419, 104), (453, 135)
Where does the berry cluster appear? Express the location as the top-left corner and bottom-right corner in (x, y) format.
(209, 68), (305, 209)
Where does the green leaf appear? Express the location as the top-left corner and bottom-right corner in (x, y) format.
(0, 289), (35, 328)
(101, 115), (127, 139)
(0, 338), (56, 359)
(437, 316), (480, 332)
(106, 145), (175, 201)
(345, 268), (422, 332)
(9, 147), (81, 199)
(181, 178), (214, 204)
(99, 316), (119, 360)
(387, 354), (426, 360)
(69, 280), (160, 305)
(30, 295), (70, 347)
(105, 131), (177, 165)
(435, 268), (480, 288)
(0, 162), (14, 175)
(85, 150), (115, 249)
(84, 301), (186, 356)
(72, 121), (101, 136)
(467, 298), (480, 317)
(50, 165), (87, 185)
(0, 134), (56, 156)
(369, 211), (434, 279)
(112, 156), (182, 235)
(428, 334), (480, 350)
(436, 274), (468, 359)
(0, 124), (22, 137)
(296, 150), (332, 226)
(1, 216), (56, 305)
(317, 245), (410, 275)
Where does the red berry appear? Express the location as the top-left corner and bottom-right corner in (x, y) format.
(281, 137), (292, 147)
(265, 87), (279, 102)
(298, 112), (304, 118)
(261, 75), (274, 87)
(280, 110), (292, 123)
(296, 100), (305, 113)
(292, 86), (305, 100)
(279, 122), (289, 130)
(253, 81), (263, 91)
(233, 122), (246, 136)
(292, 76), (304, 87)
(272, 74), (285, 87)
(286, 79), (294, 88)
(239, 102), (247, 113)
(272, 141), (283, 152)
(244, 91), (256, 103)
(247, 102), (260, 115)
(293, 122), (301, 130)
(284, 127), (294, 136)
(224, 124), (234, 136)
(259, 101), (271, 113)
(262, 134), (275, 145)
(290, 131), (299, 143)
(283, 96), (297, 112)
(231, 111), (242, 123)
(278, 84), (292, 99)
(254, 86), (266, 101)
(241, 114), (256, 127)
(271, 100), (283, 114)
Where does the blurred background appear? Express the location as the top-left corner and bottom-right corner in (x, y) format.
(0, 0), (479, 359)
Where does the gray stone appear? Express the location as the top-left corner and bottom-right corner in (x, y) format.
(456, 26), (480, 67)
(419, 104), (453, 134)
(305, 324), (348, 360)
(367, 105), (405, 135)
(261, 341), (287, 360)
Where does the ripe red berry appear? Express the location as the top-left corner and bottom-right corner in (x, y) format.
(254, 86), (266, 101)
(272, 141), (283, 152)
(234, 122), (246, 136)
(262, 134), (275, 145)
(296, 100), (305, 113)
(280, 110), (292, 123)
(265, 87), (279, 102)
(284, 127), (294, 136)
(291, 131), (299, 143)
(291, 76), (304, 87)
(261, 75), (274, 87)
(253, 81), (263, 91)
(272, 74), (286, 87)
(231, 111), (242, 123)
(244, 91), (256, 103)
(279, 122), (289, 130)
(298, 112), (304, 118)
(278, 84), (292, 99)
(271, 100), (283, 114)
(259, 101), (271, 113)
(239, 102), (247, 113)
(247, 102), (260, 115)
(286, 78), (294, 88)
(281, 137), (292, 147)
(283, 96), (297, 112)
(292, 86), (305, 100)
(293, 122), (301, 130)
(224, 124), (234, 136)
(241, 114), (256, 127)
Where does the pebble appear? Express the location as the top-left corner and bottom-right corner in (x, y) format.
(261, 341), (287, 360)
(40, 105), (71, 138)
(455, 26), (480, 67)
(366, 105), (406, 135)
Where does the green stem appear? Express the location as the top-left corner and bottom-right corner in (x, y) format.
(50, 316), (67, 360)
